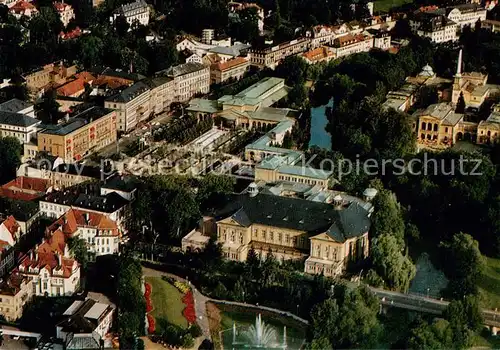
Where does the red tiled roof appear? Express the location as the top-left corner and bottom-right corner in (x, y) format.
(301, 46), (334, 62)
(56, 75), (94, 97)
(59, 27), (82, 40)
(47, 209), (119, 238)
(0, 240), (11, 253)
(212, 57), (248, 71)
(53, 2), (71, 12)
(0, 176), (50, 201)
(2, 216), (19, 239)
(92, 75), (134, 89)
(10, 0), (37, 13)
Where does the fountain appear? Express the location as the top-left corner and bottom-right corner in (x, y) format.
(229, 314), (287, 349)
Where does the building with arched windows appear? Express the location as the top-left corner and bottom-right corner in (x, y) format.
(182, 190), (372, 277)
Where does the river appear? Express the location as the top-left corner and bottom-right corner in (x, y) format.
(308, 99), (333, 150)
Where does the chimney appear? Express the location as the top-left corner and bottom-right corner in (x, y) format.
(56, 252), (62, 266)
(84, 212), (90, 224)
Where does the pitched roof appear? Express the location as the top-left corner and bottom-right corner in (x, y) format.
(301, 46), (334, 62)
(207, 193), (370, 242)
(0, 111), (40, 127)
(105, 81), (150, 103)
(2, 215), (19, 239)
(56, 74), (95, 97)
(212, 57), (249, 71)
(59, 27), (83, 40)
(163, 63), (207, 78)
(53, 2), (72, 12)
(0, 98), (33, 113)
(0, 176), (50, 201)
(10, 0), (37, 14)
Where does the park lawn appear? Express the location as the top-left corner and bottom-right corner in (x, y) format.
(145, 276), (188, 330)
(478, 257), (500, 310)
(374, 0), (413, 12)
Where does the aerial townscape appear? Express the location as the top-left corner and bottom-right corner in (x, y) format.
(2, 0), (500, 348)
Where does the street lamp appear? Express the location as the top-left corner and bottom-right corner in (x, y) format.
(296, 304), (299, 315)
(427, 288), (430, 298)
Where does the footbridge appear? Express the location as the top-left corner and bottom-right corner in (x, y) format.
(370, 287), (500, 332)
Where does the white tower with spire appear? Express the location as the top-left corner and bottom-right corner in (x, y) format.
(452, 49), (464, 103)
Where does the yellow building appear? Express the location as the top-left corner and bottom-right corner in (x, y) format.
(478, 105), (500, 144)
(414, 103), (464, 147)
(182, 190), (371, 277)
(0, 272), (33, 321)
(37, 107), (117, 162)
(452, 49), (490, 107)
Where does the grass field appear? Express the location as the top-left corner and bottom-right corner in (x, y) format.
(478, 257), (500, 310)
(374, 0), (413, 12)
(145, 276), (188, 329)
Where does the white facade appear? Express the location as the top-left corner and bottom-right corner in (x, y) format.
(416, 24), (458, 43)
(0, 116), (41, 144)
(186, 54), (203, 64)
(111, 0), (150, 27)
(447, 6), (487, 29)
(54, 2), (75, 28)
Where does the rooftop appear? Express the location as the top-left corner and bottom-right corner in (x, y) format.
(113, 0), (148, 15)
(40, 107), (114, 136)
(102, 174), (138, 193)
(163, 62), (207, 78)
(58, 298), (113, 334)
(0, 111), (39, 127)
(105, 81), (150, 103)
(0, 98), (33, 114)
(206, 192), (370, 242)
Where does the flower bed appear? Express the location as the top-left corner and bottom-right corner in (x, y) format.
(147, 314), (156, 334)
(174, 280), (190, 294)
(145, 282), (155, 333)
(182, 291), (196, 324)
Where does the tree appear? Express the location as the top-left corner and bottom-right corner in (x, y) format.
(36, 90), (60, 124)
(67, 236), (88, 270)
(196, 174), (234, 207)
(456, 92), (466, 113)
(310, 285), (381, 348)
(406, 319), (453, 349)
(441, 233), (485, 297)
(199, 237), (223, 272)
(370, 189), (405, 246)
(115, 15), (130, 36)
(0, 137), (22, 184)
(442, 297), (481, 349)
(371, 233), (416, 292)
(415, 85), (438, 108)
(78, 35), (104, 68)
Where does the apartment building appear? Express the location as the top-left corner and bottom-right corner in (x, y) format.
(111, 0), (149, 27)
(18, 232), (80, 296)
(410, 12), (458, 43)
(0, 111), (40, 144)
(57, 298), (114, 349)
(39, 188), (131, 230)
(144, 77), (174, 115)
(301, 46), (335, 64)
(331, 33), (374, 59)
(162, 63), (210, 102)
(249, 38), (311, 69)
(104, 81), (150, 133)
(53, 2), (75, 27)
(47, 209), (121, 257)
(37, 107), (117, 162)
(446, 3), (486, 29)
(210, 57), (250, 84)
(0, 272), (33, 321)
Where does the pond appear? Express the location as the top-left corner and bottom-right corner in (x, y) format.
(216, 306), (306, 350)
(309, 99), (333, 150)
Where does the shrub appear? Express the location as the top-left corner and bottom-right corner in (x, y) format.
(189, 324), (203, 338)
(183, 334), (195, 348)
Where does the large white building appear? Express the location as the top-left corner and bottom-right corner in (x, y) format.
(410, 12), (458, 43)
(159, 63), (210, 103)
(18, 232), (80, 297)
(57, 298), (115, 349)
(47, 208), (122, 257)
(54, 2), (75, 28)
(446, 4), (486, 29)
(104, 81), (151, 133)
(0, 110), (41, 144)
(111, 0), (150, 27)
